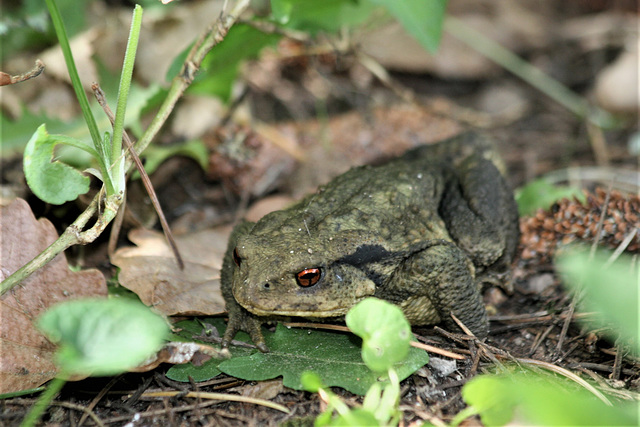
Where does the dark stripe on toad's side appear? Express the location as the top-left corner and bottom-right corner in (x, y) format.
(337, 244), (392, 266)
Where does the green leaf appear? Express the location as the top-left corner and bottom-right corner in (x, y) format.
(556, 249), (639, 354)
(300, 371), (324, 393)
(23, 124), (92, 205)
(218, 323), (429, 395)
(346, 298), (412, 372)
(368, 0), (448, 52)
(173, 24), (280, 102)
(515, 178), (584, 216)
(37, 298), (169, 376)
(165, 318), (255, 382)
(460, 372), (638, 426)
(271, 0), (376, 34)
(331, 408), (380, 426)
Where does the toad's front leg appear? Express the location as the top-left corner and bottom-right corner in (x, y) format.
(382, 241), (489, 338)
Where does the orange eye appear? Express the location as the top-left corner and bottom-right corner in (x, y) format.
(232, 248), (242, 267)
(296, 268), (322, 287)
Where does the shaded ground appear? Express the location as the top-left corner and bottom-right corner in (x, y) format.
(1, 1), (638, 425)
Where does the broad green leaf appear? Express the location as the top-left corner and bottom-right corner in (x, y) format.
(180, 24), (281, 102)
(556, 249), (639, 354)
(37, 298), (169, 376)
(23, 124), (92, 205)
(218, 323), (429, 395)
(515, 178), (584, 216)
(346, 298), (412, 372)
(461, 372), (638, 426)
(271, 0), (375, 34)
(368, 0), (448, 52)
(165, 318), (255, 382)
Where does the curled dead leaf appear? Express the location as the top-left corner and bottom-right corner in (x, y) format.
(111, 227), (231, 316)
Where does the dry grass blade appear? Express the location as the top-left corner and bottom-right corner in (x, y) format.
(604, 227), (638, 267)
(517, 358), (612, 406)
(141, 391), (290, 414)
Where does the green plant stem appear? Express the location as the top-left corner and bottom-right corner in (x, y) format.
(43, 0), (112, 193)
(444, 16), (617, 129)
(20, 376), (67, 427)
(111, 5), (143, 185)
(0, 194), (121, 296)
(132, 0), (250, 162)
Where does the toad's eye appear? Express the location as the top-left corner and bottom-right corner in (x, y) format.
(232, 248), (242, 267)
(295, 268), (322, 287)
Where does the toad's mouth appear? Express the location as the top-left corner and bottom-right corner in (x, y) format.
(233, 287), (361, 318)
(238, 299), (354, 318)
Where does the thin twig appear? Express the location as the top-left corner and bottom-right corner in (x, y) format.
(141, 391), (290, 414)
(12, 398), (105, 427)
(77, 375), (121, 426)
(0, 59), (45, 86)
(92, 84), (184, 269)
(604, 228), (638, 268)
(611, 340), (625, 381)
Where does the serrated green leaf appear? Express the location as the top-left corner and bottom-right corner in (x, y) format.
(461, 372), (638, 426)
(346, 298), (411, 372)
(37, 298), (169, 376)
(165, 318), (255, 382)
(218, 323), (429, 395)
(368, 0), (448, 52)
(556, 249), (639, 354)
(23, 124), (92, 204)
(515, 178), (584, 216)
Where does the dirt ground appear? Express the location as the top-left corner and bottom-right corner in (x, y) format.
(1, 0), (639, 425)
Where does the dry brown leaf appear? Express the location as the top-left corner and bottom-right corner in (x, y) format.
(0, 199), (107, 393)
(111, 227), (231, 316)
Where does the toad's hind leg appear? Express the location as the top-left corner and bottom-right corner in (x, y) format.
(383, 242), (489, 338)
(440, 152), (519, 271)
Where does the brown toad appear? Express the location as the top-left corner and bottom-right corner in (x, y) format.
(221, 132), (519, 351)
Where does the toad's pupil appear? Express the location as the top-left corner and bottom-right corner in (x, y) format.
(296, 268), (321, 287)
